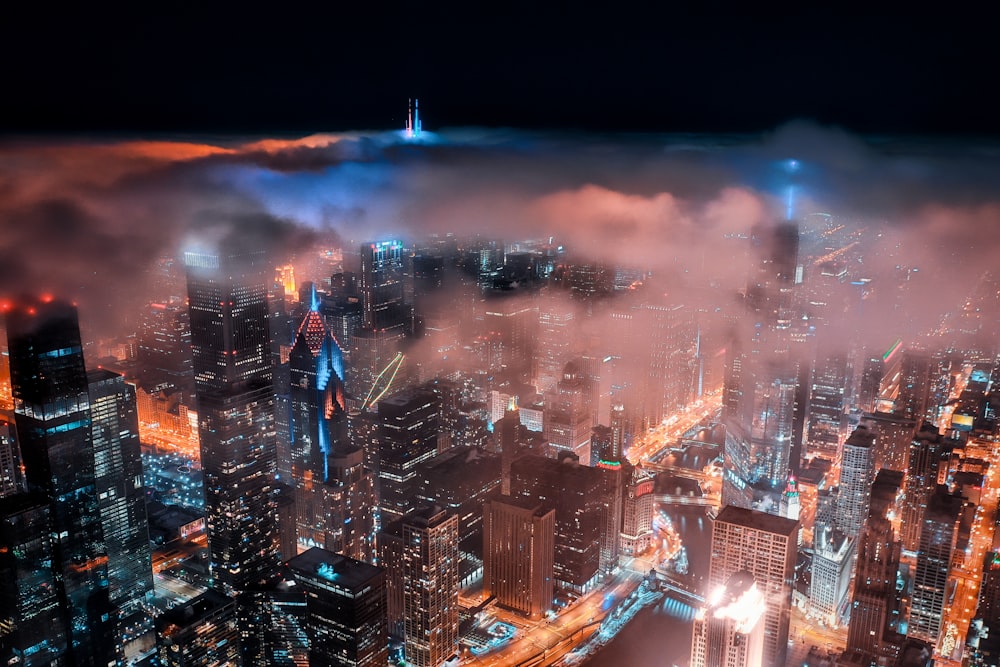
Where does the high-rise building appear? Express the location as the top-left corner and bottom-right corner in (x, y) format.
(6, 298), (113, 666)
(87, 368), (155, 660)
(185, 249), (281, 594)
(381, 506), (459, 667)
(690, 572), (766, 667)
(483, 495), (555, 619)
(838, 424), (877, 540)
(544, 361), (594, 464)
(534, 297), (575, 395)
(909, 488), (964, 644)
(287, 547), (388, 667)
(901, 423), (946, 552)
(809, 525), (854, 625)
(156, 589), (241, 667)
(0, 493), (67, 666)
(287, 299), (376, 558)
(846, 469), (904, 665)
(709, 506), (797, 667)
(374, 389), (440, 522)
(359, 240), (407, 332)
(510, 453), (615, 592)
(804, 350), (850, 460)
(137, 299), (192, 400)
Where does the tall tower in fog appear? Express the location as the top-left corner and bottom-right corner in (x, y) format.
(88, 369), (155, 660)
(838, 424), (876, 540)
(360, 240), (406, 331)
(6, 298), (113, 666)
(185, 249), (281, 594)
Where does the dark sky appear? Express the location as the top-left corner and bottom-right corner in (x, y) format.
(3, 6), (999, 135)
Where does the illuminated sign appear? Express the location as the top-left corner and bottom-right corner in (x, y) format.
(952, 413), (974, 431)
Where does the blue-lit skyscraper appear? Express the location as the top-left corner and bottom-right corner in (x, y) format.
(288, 294), (377, 560)
(185, 249), (281, 594)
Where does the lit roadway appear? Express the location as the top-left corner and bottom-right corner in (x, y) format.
(934, 433), (999, 665)
(465, 571), (644, 667)
(626, 391), (723, 466)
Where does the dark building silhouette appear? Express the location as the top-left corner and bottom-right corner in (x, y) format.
(185, 249), (281, 594)
(909, 488), (964, 644)
(287, 547), (388, 667)
(901, 423), (946, 552)
(6, 298), (113, 666)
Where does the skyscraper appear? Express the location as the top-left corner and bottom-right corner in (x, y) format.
(690, 572), (766, 667)
(846, 469), (904, 664)
(359, 240), (407, 332)
(909, 488), (964, 644)
(838, 424), (877, 540)
(0, 493), (67, 666)
(483, 495), (555, 619)
(287, 547), (388, 667)
(185, 249), (280, 594)
(6, 298), (112, 666)
(374, 389), (440, 522)
(901, 422), (945, 552)
(87, 368), (155, 660)
(383, 506), (459, 667)
(709, 506), (797, 667)
(287, 296), (376, 558)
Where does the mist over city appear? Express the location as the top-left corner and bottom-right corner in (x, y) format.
(3, 4), (1000, 666)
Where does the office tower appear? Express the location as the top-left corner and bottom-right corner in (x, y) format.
(510, 453), (614, 591)
(185, 249), (280, 594)
(589, 424), (614, 466)
(690, 572), (766, 667)
(0, 415), (21, 497)
(709, 506), (797, 667)
(534, 296), (575, 394)
(846, 469), (904, 665)
(909, 488), (964, 643)
(156, 590), (241, 666)
(483, 495), (555, 619)
(481, 297), (536, 382)
(323, 447), (378, 562)
(0, 493), (67, 666)
(895, 351), (931, 421)
(544, 360), (594, 464)
(87, 368), (155, 659)
(238, 576), (309, 667)
(839, 424), (877, 540)
(381, 507), (459, 667)
(640, 302), (697, 427)
(288, 299), (365, 554)
(137, 298), (192, 400)
(804, 349), (850, 460)
(413, 446), (501, 561)
(374, 389), (440, 522)
(359, 240), (407, 331)
(862, 412), (917, 475)
(620, 468), (655, 556)
(901, 423), (945, 552)
(809, 524), (854, 625)
(6, 298), (112, 666)
(287, 547), (388, 667)
(723, 220), (806, 494)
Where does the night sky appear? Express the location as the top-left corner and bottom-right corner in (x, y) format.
(4, 6), (999, 136)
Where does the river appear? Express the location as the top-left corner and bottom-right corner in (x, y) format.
(585, 506), (713, 667)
